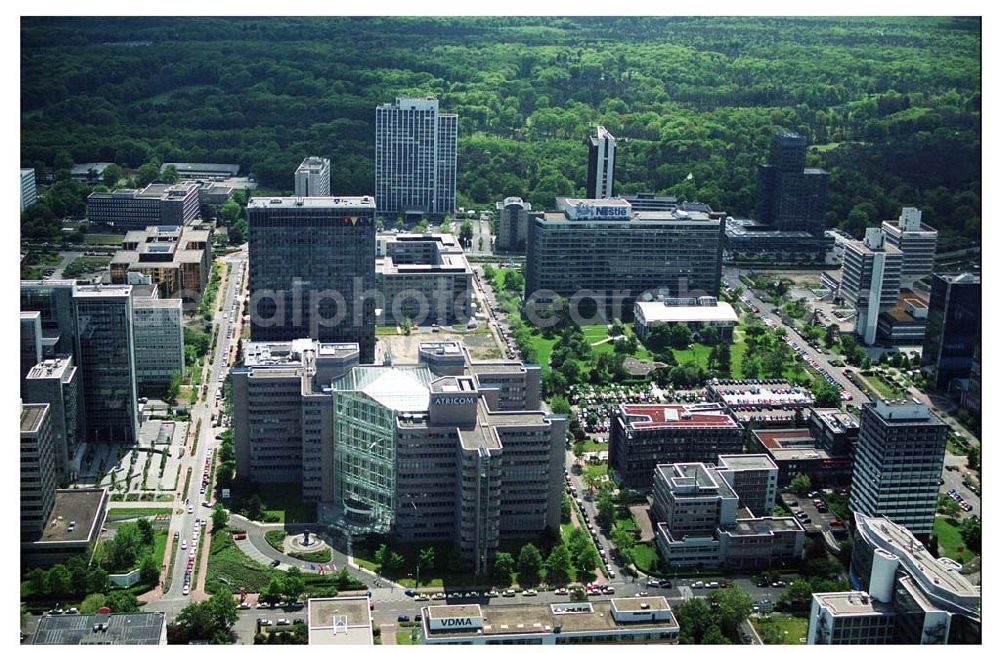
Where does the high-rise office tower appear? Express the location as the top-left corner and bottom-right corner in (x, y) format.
(848, 400), (947, 536)
(132, 297), (185, 393)
(247, 196), (377, 362)
(494, 197), (534, 253)
(24, 357), (82, 482)
(294, 157), (331, 197)
(921, 272), (981, 390)
(21, 403), (56, 539)
(586, 126), (616, 199)
(21, 280), (78, 359)
(839, 228), (903, 345)
(72, 285), (139, 443)
(21, 168), (38, 212)
(755, 131), (829, 235)
(374, 97), (457, 217)
(21, 311), (43, 387)
(881, 207), (938, 287)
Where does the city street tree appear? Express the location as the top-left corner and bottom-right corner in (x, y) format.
(460, 218), (474, 246)
(67, 556), (89, 592)
(561, 494), (572, 524)
(160, 164), (180, 184)
(28, 568), (48, 596)
(709, 585), (755, 639)
(87, 567), (110, 595)
(419, 547), (436, 583)
(219, 200), (241, 226)
(960, 519), (981, 554)
(492, 552), (515, 587)
(102, 163), (124, 187)
(136, 162), (160, 186)
(596, 491), (616, 529)
(937, 495), (962, 518)
(572, 440), (586, 460)
(701, 625), (732, 645)
(574, 546), (599, 581)
(824, 324), (841, 347)
(570, 586), (587, 602)
(260, 579), (282, 606)
(140, 556), (159, 585)
(675, 597), (714, 644)
(137, 518), (154, 545)
(517, 543), (543, 588)
(781, 578), (815, 608)
(105, 591), (140, 614)
(544, 545), (572, 587)
(790, 473), (812, 495)
(212, 504), (229, 533)
(171, 592), (238, 644)
(48, 564), (72, 597)
(610, 523), (635, 556)
(80, 593), (107, 614)
(282, 568), (305, 604)
(757, 618), (785, 644)
(567, 528), (590, 562)
(811, 380), (842, 408)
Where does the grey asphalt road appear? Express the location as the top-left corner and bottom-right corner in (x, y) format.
(151, 249), (248, 608)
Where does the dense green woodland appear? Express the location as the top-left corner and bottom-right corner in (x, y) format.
(21, 17), (980, 247)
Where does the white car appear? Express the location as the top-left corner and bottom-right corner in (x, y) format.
(522, 589), (537, 597)
(188, 505), (194, 514)
(414, 595), (430, 602)
(181, 540), (187, 550)
(182, 585), (190, 595)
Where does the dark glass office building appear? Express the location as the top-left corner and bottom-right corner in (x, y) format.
(755, 131), (829, 235)
(921, 272), (981, 390)
(72, 285), (139, 443)
(248, 196), (377, 362)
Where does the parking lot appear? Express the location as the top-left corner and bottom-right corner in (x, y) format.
(781, 491), (848, 538)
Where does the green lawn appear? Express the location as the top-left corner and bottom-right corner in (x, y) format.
(396, 629), (420, 644)
(84, 233), (125, 246)
(352, 539), (479, 589)
(107, 507), (173, 519)
(579, 439), (608, 453)
(859, 372), (905, 400)
(631, 542), (660, 573)
(755, 614), (809, 644)
(933, 517), (974, 563)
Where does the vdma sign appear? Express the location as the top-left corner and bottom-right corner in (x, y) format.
(430, 616), (482, 630)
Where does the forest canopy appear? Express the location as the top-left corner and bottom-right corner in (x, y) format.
(21, 16), (981, 247)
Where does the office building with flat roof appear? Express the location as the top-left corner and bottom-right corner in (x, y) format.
(21, 311), (43, 386)
(921, 272), (980, 391)
(21, 488), (108, 567)
(418, 340), (542, 412)
(196, 180), (236, 206)
(716, 454), (779, 517)
(307, 596), (373, 645)
(32, 610), (166, 645)
(420, 598), (679, 645)
(525, 199), (725, 312)
(881, 207), (938, 287)
(247, 196), (376, 362)
(376, 233), (472, 326)
(233, 339), (564, 573)
(617, 193), (677, 212)
(808, 513), (980, 645)
(24, 357), (82, 481)
(21, 280), (78, 360)
(21, 167), (37, 211)
(609, 403), (743, 492)
(586, 126), (616, 199)
(70, 162), (112, 184)
(751, 428), (853, 488)
(161, 161), (240, 180)
(839, 228), (903, 345)
(110, 221), (213, 307)
(876, 290), (928, 346)
(651, 462), (804, 569)
(849, 400), (947, 536)
(633, 296), (738, 341)
(72, 285), (139, 443)
(21, 403), (56, 539)
(495, 196), (536, 253)
(132, 297), (184, 393)
(87, 182), (200, 229)
(375, 97), (457, 217)
(724, 217), (834, 263)
(295, 156), (331, 197)
(755, 131), (829, 235)
(807, 407), (859, 457)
